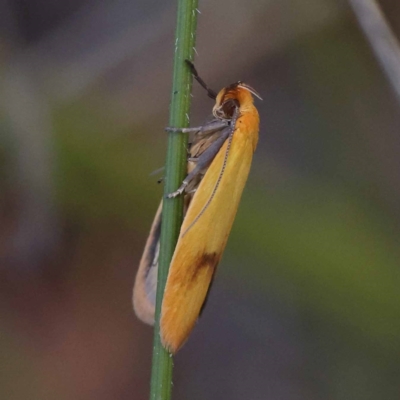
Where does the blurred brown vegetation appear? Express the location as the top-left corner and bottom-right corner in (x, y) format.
(1, 0), (400, 399)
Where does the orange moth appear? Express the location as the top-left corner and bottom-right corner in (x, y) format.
(133, 61), (261, 353)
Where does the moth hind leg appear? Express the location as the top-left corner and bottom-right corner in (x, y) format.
(167, 173), (201, 199)
(165, 126), (202, 134)
(166, 182), (188, 199)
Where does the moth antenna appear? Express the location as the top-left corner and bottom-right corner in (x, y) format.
(185, 59), (217, 100)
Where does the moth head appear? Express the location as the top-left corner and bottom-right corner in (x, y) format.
(212, 82), (262, 120)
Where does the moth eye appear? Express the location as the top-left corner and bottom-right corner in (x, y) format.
(221, 99), (239, 118)
(216, 109), (225, 118)
(213, 107), (225, 119)
(214, 97), (239, 120)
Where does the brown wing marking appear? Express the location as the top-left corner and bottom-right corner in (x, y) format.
(189, 251), (219, 285)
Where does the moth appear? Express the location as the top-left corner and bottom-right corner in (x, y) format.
(133, 61), (261, 353)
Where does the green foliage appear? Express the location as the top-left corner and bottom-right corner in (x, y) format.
(55, 103), (164, 228)
(231, 182), (400, 354)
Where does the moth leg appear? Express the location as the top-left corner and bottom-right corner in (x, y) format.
(166, 126), (203, 134)
(187, 157), (198, 162)
(167, 185), (186, 198)
(166, 127), (231, 199)
(165, 120), (228, 135)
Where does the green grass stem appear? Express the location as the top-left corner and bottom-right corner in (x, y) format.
(149, 1), (199, 399)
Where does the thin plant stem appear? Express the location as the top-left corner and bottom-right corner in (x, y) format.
(149, 1), (199, 399)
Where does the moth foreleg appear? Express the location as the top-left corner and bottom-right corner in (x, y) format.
(165, 120), (228, 136)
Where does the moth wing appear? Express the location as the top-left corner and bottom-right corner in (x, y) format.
(132, 125), (227, 326)
(160, 129), (255, 353)
(133, 202), (162, 325)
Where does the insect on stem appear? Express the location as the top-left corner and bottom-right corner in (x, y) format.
(134, 62), (261, 353)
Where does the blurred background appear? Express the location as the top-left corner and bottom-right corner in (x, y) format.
(1, 0), (400, 399)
